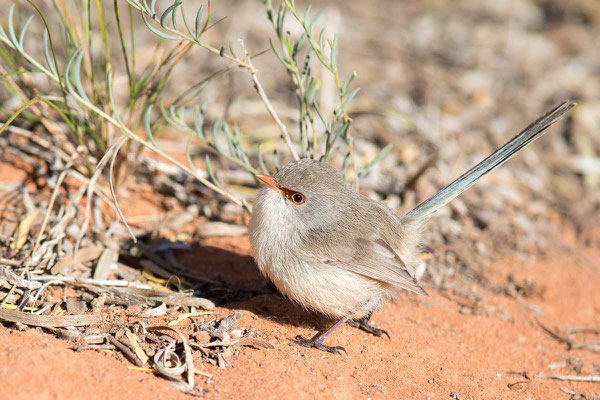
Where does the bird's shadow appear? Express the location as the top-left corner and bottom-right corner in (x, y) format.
(172, 241), (336, 331)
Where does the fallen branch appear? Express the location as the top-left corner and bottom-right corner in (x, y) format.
(107, 334), (145, 367)
(33, 275), (155, 290)
(0, 308), (100, 327)
(0, 266), (41, 289)
(536, 373), (600, 383)
(536, 318), (600, 353)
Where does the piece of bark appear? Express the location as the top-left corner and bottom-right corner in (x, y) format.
(0, 308), (100, 327)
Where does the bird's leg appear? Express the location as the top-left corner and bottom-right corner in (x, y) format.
(293, 317), (348, 355)
(347, 312), (390, 339)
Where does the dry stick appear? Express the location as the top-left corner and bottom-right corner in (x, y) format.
(107, 335), (144, 367)
(534, 318), (600, 352)
(108, 136), (137, 241)
(29, 275), (215, 308)
(239, 40), (299, 162)
(536, 373), (600, 383)
(32, 275), (154, 290)
(568, 326), (600, 334)
(535, 319), (600, 354)
(0, 308), (100, 327)
(560, 388), (576, 396)
(0, 258), (20, 267)
(72, 145), (116, 271)
(0, 267), (41, 289)
(535, 318), (572, 346)
(154, 338), (186, 377)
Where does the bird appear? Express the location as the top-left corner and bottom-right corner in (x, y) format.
(248, 101), (574, 354)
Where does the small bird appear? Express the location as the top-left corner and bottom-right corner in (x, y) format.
(248, 101), (574, 354)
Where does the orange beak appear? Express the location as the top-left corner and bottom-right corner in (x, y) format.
(256, 174), (280, 193)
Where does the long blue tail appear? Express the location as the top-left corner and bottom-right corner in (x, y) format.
(402, 101), (575, 221)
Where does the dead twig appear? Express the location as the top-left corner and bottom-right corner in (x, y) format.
(0, 267), (41, 290)
(107, 334), (145, 367)
(0, 258), (20, 267)
(240, 40), (299, 161)
(0, 308), (101, 327)
(108, 136), (137, 241)
(568, 327), (600, 335)
(508, 370), (600, 386)
(536, 318), (600, 353)
(560, 387), (600, 400)
(147, 294), (214, 309)
(32, 275), (154, 290)
(73, 143), (116, 270)
(536, 373), (600, 383)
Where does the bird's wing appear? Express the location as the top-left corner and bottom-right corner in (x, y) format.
(298, 234), (427, 296)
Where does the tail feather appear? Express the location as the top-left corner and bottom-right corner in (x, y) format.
(402, 101), (575, 222)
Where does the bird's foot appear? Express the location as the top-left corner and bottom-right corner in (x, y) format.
(293, 334), (347, 355)
(347, 318), (390, 339)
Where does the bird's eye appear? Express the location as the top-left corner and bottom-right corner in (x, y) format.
(291, 193), (306, 205)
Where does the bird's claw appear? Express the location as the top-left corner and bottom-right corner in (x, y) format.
(347, 319), (390, 339)
(293, 335), (347, 355)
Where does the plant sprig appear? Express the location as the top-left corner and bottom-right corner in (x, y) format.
(264, 0), (390, 189)
(0, 0), (394, 221)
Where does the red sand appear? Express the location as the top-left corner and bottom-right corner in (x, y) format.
(1, 240), (599, 399)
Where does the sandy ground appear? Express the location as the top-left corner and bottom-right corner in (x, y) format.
(1, 227), (599, 399)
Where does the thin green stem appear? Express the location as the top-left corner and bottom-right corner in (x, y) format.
(128, 3), (136, 94)
(114, 0), (134, 108)
(0, 95), (39, 136)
